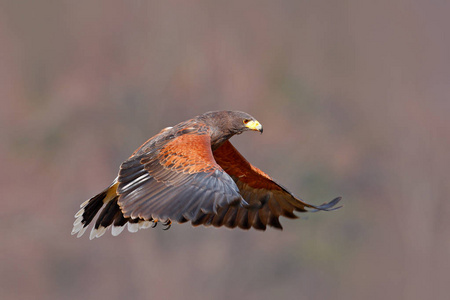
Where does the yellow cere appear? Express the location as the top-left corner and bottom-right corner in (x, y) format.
(245, 120), (263, 132)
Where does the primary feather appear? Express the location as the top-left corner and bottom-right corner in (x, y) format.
(72, 111), (341, 239)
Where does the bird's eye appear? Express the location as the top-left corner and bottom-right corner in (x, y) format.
(243, 119), (250, 124)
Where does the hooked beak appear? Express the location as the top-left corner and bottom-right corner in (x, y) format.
(245, 120), (263, 133)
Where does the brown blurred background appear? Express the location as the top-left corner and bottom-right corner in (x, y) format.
(1, 1), (449, 299)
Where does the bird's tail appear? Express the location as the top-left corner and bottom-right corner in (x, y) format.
(72, 179), (122, 239)
(72, 179), (158, 239)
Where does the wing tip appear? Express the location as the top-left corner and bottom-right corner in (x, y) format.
(308, 196), (343, 212)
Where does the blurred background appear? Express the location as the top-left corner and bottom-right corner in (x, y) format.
(1, 1), (449, 299)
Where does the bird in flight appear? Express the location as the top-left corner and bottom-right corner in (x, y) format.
(72, 111), (341, 239)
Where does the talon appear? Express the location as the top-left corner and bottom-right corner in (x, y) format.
(151, 219), (158, 228)
(162, 220), (172, 230)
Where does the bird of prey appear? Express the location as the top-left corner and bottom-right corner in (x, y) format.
(72, 111), (341, 239)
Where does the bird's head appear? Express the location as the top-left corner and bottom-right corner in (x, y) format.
(202, 110), (263, 135)
(228, 111), (263, 135)
(198, 111), (263, 148)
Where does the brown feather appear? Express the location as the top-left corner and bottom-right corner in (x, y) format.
(117, 131), (244, 222)
(72, 111), (341, 239)
(211, 140), (341, 230)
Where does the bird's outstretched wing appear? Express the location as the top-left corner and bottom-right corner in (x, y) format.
(188, 141), (342, 230)
(117, 132), (246, 222)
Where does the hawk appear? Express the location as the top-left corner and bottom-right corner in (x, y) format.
(72, 111), (341, 239)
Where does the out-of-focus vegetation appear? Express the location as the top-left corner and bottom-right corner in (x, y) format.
(1, 1), (449, 300)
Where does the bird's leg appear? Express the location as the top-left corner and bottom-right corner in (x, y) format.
(162, 219), (172, 230)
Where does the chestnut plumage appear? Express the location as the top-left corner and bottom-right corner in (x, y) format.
(72, 111), (341, 239)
